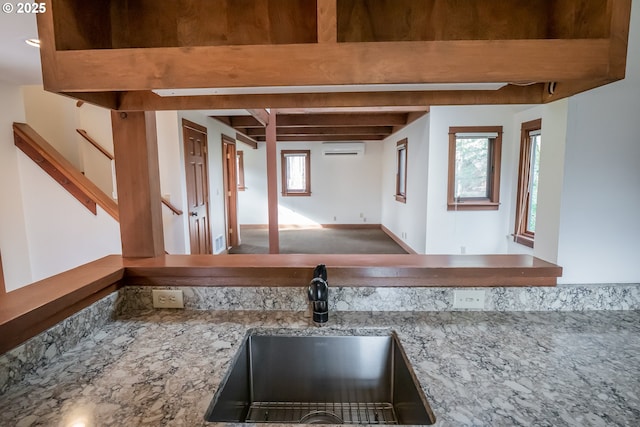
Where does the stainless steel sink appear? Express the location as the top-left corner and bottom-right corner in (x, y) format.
(205, 332), (436, 425)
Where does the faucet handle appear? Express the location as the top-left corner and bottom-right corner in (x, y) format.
(312, 264), (328, 282)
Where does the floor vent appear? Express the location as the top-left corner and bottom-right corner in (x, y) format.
(214, 235), (224, 253)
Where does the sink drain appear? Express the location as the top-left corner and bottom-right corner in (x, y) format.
(299, 410), (344, 424)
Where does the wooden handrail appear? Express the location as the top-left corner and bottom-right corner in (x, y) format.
(76, 129), (114, 160)
(161, 197), (183, 215)
(13, 123), (119, 222)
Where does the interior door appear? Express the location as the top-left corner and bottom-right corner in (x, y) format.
(221, 134), (239, 249)
(183, 119), (211, 254)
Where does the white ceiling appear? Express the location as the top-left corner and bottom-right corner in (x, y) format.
(0, 12), (42, 85)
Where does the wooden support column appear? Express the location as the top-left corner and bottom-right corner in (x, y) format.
(111, 111), (165, 257)
(265, 111), (279, 254)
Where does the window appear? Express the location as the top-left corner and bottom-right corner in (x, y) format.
(236, 151), (246, 191)
(447, 126), (502, 210)
(281, 150), (311, 196)
(514, 119), (542, 248)
(395, 138), (408, 203)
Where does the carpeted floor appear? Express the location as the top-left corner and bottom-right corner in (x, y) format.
(229, 227), (408, 254)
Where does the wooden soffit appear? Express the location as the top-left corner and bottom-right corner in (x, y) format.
(36, 0), (632, 111)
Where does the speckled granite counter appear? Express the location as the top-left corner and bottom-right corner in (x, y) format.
(1, 308), (639, 426)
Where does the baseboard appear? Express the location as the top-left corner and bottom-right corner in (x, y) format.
(319, 223), (381, 229)
(240, 223), (381, 230)
(380, 224), (417, 254)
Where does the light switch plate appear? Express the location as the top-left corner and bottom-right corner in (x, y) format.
(152, 289), (184, 309)
(453, 289), (485, 309)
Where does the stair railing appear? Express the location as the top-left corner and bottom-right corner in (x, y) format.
(76, 128), (182, 215)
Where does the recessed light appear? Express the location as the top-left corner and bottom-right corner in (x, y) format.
(25, 38), (41, 48)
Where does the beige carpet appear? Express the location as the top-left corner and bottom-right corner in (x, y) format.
(229, 227), (408, 254)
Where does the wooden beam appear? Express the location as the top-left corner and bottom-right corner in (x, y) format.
(317, 0), (337, 43)
(111, 111), (165, 257)
(248, 126), (394, 137)
(277, 113), (408, 127)
(59, 91), (120, 110)
(273, 135), (386, 142)
(116, 85), (545, 111)
(228, 116), (264, 128)
(45, 39), (611, 92)
(236, 132), (258, 149)
(232, 113), (407, 128)
(265, 111), (279, 254)
(607, 0), (632, 79)
(246, 109), (270, 126)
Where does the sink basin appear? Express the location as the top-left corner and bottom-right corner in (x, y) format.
(205, 332), (436, 424)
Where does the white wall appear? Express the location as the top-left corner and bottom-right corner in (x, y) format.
(0, 83), (32, 290)
(17, 153), (121, 281)
(237, 142), (268, 224)
(532, 100), (568, 263)
(506, 101), (569, 262)
(425, 106), (522, 254)
(380, 114), (430, 253)
(156, 111), (189, 254)
(556, 0), (640, 284)
(276, 141), (383, 226)
(237, 140), (383, 226)
(22, 85), (80, 168)
(77, 101), (116, 199)
(22, 85), (115, 198)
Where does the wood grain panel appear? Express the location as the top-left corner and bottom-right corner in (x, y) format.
(52, 0), (112, 50)
(338, 0), (552, 42)
(47, 39), (610, 92)
(122, 254), (562, 287)
(111, 111), (165, 257)
(318, 0), (337, 43)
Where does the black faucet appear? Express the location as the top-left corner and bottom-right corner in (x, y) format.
(308, 264), (329, 325)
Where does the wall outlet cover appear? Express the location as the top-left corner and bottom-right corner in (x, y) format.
(152, 289), (184, 309)
(453, 289), (485, 310)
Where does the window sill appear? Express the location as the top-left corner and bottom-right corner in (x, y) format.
(447, 202), (499, 211)
(514, 234), (535, 248)
(282, 192), (311, 197)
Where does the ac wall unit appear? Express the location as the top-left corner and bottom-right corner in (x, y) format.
(321, 142), (365, 156)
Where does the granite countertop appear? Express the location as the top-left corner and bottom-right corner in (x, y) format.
(1, 309), (639, 426)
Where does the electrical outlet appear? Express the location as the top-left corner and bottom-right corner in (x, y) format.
(152, 289), (184, 309)
(453, 289), (485, 309)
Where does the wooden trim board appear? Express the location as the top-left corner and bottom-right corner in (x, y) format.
(0, 254), (562, 354)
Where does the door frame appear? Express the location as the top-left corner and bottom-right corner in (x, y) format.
(221, 134), (239, 249)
